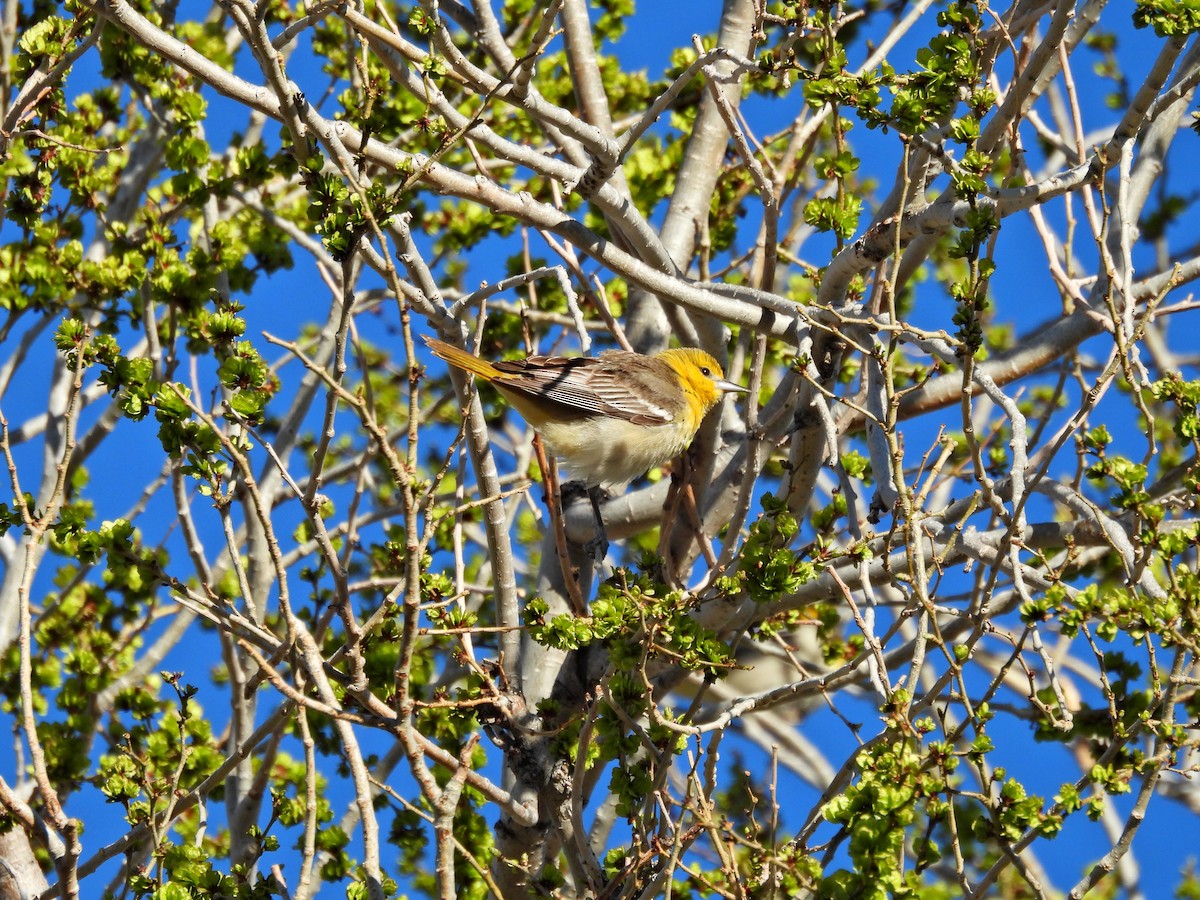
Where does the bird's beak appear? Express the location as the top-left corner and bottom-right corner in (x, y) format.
(716, 379), (749, 394)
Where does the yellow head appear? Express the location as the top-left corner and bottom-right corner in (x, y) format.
(657, 348), (745, 432)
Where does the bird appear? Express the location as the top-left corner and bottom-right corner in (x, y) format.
(424, 335), (746, 558)
(424, 336), (745, 484)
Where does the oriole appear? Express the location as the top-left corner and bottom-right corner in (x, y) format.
(424, 336), (745, 486)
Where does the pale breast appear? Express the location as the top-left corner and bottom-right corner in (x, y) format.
(537, 415), (694, 486)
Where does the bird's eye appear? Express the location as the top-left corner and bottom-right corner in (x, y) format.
(700, 366), (711, 377)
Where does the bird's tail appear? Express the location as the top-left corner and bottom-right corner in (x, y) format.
(423, 336), (504, 382)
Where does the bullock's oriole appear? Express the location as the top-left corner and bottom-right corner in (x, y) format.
(424, 336), (745, 486)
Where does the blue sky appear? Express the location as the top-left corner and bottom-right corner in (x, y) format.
(2, 1), (1198, 897)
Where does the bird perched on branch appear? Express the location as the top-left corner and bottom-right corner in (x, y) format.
(424, 335), (746, 558)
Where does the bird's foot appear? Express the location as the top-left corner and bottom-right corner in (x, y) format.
(560, 479), (592, 506)
(583, 533), (610, 563)
(559, 481), (611, 564)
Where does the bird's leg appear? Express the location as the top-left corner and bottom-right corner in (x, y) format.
(559, 481), (610, 565)
(585, 486), (610, 563)
(545, 469), (590, 615)
(658, 452), (690, 578)
(679, 477), (718, 570)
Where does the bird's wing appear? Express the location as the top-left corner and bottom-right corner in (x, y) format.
(491, 353), (676, 425)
